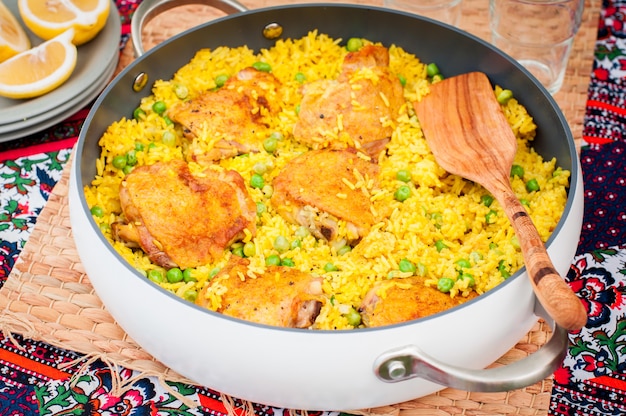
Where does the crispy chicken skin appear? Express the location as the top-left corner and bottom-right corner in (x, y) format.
(359, 277), (478, 327)
(293, 45), (404, 158)
(168, 67), (281, 161)
(113, 160), (257, 270)
(196, 257), (324, 328)
(271, 148), (379, 241)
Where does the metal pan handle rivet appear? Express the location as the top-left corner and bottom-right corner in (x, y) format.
(384, 360), (409, 380)
(133, 73), (149, 92)
(263, 23), (283, 39)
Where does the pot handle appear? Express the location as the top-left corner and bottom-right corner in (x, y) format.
(131, 0), (249, 57)
(373, 300), (569, 391)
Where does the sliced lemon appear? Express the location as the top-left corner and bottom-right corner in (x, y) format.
(0, 28), (77, 99)
(0, 0), (30, 62)
(18, 0), (109, 45)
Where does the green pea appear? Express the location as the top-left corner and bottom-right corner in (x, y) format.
(256, 202), (266, 216)
(152, 101), (167, 115)
(133, 107), (146, 121)
(455, 258), (471, 269)
(90, 205), (104, 217)
(243, 242), (256, 257)
(183, 289), (197, 302)
(252, 61), (272, 72)
(396, 169), (412, 182)
(394, 185), (411, 202)
(253, 162), (268, 175)
(262, 184), (274, 198)
(269, 131), (284, 141)
(470, 251), (483, 263)
(481, 194), (494, 207)
(431, 74), (445, 82)
(520, 198), (530, 207)
(215, 74), (229, 88)
(416, 262), (428, 276)
(337, 245), (352, 256)
(397, 74), (407, 87)
(398, 258), (416, 274)
(266, 254), (281, 266)
(122, 165), (133, 175)
(437, 277), (455, 293)
(346, 37), (363, 52)
(134, 142), (145, 152)
(99, 223), (110, 233)
(426, 63), (440, 77)
(498, 260), (511, 278)
(295, 226), (310, 239)
(273, 235), (290, 253)
(162, 131), (176, 147)
(489, 242), (499, 250)
(435, 240), (448, 252)
(281, 258), (295, 267)
(430, 212), (443, 228)
(324, 262), (338, 272)
(250, 173), (265, 189)
(497, 89), (514, 105)
(112, 155), (127, 170)
(290, 239), (301, 249)
(147, 269), (165, 283)
(295, 72), (306, 83)
(183, 268), (196, 283)
(486, 209), (498, 224)
(345, 307), (362, 326)
(459, 272), (475, 287)
(162, 115), (173, 126)
(166, 268), (184, 283)
(174, 84), (188, 99)
(263, 137), (278, 153)
(526, 178), (540, 192)
(231, 245), (244, 257)
(126, 150), (137, 166)
(209, 267), (221, 278)
(510, 164), (524, 178)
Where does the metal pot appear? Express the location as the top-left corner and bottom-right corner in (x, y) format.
(69, 0), (584, 410)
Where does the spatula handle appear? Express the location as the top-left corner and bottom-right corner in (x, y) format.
(498, 190), (587, 331)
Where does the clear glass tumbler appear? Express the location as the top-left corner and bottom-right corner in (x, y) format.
(384, 0), (463, 26)
(489, 0), (584, 94)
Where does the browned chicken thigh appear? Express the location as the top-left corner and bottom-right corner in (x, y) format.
(271, 148), (379, 242)
(359, 277), (478, 327)
(293, 44), (404, 158)
(196, 256), (324, 328)
(112, 159), (257, 269)
(168, 67), (282, 161)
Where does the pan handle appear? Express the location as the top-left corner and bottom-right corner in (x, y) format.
(373, 300), (569, 391)
(131, 0), (248, 57)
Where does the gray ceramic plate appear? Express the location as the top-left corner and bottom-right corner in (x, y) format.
(0, 54), (117, 141)
(0, 0), (120, 136)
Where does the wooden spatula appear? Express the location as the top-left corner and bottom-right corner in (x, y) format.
(413, 71), (587, 331)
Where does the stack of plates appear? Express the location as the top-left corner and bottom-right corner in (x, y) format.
(0, 0), (121, 143)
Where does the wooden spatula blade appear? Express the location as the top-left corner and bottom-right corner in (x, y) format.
(414, 72), (517, 190)
(413, 72), (587, 331)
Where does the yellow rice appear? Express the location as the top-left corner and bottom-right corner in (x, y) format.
(85, 31), (570, 330)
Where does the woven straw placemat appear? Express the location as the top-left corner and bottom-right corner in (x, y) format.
(1, 0), (600, 414)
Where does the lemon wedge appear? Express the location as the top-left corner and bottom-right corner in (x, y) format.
(0, 0), (30, 62)
(0, 28), (77, 99)
(18, 0), (109, 45)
